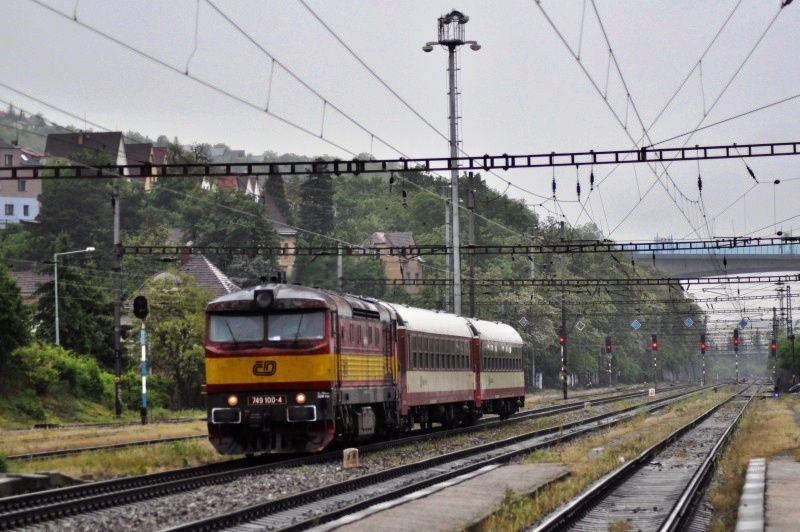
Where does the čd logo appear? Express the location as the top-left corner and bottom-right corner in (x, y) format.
(252, 360), (277, 376)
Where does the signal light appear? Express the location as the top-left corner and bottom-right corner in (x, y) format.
(558, 335), (566, 346)
(651, 334), (658, 350)
(700, 333), (706, 354)
(732, 328), (740, 347)
(771, 340), (777, 352)
(133, 295), (149, 320)
(605, 335), (612, 353)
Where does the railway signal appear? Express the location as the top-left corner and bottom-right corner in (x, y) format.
(133, 295), (149, 320)
(771, 339), (777, 356)
(700, 332), (707, 386)
(605, 336), (612, 353)
(651, 334), (658, 350)
(732, 328), (740, 384)
(558, 333), (566, 345)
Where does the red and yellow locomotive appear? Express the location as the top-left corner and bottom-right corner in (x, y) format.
(205, 283), (525, 454)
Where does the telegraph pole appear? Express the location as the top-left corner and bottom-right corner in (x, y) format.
(423, 10), (480, 316)
(112, 187), (122, 417)
(560, 293), (567, 399)
(467, 171), (476, 317)
(772, 307), (778, 391)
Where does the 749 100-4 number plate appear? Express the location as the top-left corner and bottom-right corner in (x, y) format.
(248, 395), (287, 406)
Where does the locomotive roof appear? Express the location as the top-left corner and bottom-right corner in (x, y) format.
(384, 303), (473, 337)
(467, 318), (524, 345)
(207, 283), (390, 321)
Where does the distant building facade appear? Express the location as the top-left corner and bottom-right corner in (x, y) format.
(44, 132), (127, 166)
(370, 231), (424, 294)
(0, 140), (42, 225)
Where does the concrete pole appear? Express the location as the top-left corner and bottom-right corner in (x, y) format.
(113, 187), (122, 417)
(54, 254), (59, 346)
(467, 172), (476, 317)
(561, 285), (567, 400)
(447, 44), (462, 316)
(337, 243), (343, 291)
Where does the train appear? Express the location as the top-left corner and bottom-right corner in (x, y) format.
(204, 283), (525, 454)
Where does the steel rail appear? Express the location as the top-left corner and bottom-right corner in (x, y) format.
(0, 385), (665, 525)
(5, 435), (206, 462)
(659, 389), (756, 531)
(164, 386), (709, 531)
(532, 386), (754, 531)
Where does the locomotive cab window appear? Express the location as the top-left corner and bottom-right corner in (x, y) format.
(209, 314), (264, 343)
(267, 311), (325, 341)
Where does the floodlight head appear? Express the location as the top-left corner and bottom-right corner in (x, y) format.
(422, 44), (434, 52)
(86, 246), (96, 252)
(469, 42), (481, 51)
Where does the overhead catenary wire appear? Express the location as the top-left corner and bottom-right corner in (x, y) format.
(0, 97), (528, 295)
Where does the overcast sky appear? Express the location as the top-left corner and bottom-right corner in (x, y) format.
(2, 0), (799, 334)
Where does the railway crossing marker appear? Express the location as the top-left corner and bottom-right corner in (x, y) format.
(631, 319), (642, 330)
(684, 317), (694, 328)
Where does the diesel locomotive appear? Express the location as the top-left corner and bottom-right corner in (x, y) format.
(205, 283), (525, 455)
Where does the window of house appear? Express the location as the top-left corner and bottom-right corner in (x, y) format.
(4, 204), (13, 216)
(17, 180), (26, 192)
(3, 155), (11, 166)
(23, 205), (29, 217)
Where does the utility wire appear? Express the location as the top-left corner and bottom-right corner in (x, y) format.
(20, 1), (536, 243)
(295, 0), (578, 210)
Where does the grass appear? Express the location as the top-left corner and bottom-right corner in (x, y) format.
(707, 394), (800, 532)
(476, 386), (735, 531)
(0, 420), (207, 456)
(0, 392), (203, 430)
(8, 439), (224, 480)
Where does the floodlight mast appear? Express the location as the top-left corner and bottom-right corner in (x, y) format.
(422, 10), (480, 317)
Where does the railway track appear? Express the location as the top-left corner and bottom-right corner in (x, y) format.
(2, 384), (673, 463)
(0, 385), (697, 530)
(533, 386), (756, 532)
(161, 386), (710, 531)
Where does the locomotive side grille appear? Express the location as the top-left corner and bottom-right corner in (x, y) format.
(352, 308), (381, 320)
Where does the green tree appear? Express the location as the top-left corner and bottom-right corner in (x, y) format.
(298, 160), (334, 236)
(176, 187), (280, 285)
(33, 252), (114, 367)
(264, 172), (292, 224)
(0, 262), (29, 372)
(142, 272), (211, 408)
(33, 151), (147, 263)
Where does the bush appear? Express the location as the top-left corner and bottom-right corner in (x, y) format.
(0, 453), (7, 473)
(11, 395), (47, 420)
(121, 370), (174, 412)
(8, 344), (60, 395)
(7, 343), (114, 401)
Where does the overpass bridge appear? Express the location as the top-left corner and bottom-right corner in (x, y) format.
(638, 243), (800, 277)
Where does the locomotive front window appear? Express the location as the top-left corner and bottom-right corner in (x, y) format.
(209, 314), (264, 343)
(267, 311), (325, 341)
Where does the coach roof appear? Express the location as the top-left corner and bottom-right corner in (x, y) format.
(467, 318), (524, 345)
(385, 303), (473, 337)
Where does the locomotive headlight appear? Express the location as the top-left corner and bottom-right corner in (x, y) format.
(227, 394), (239, 407)
(254, 289), (274, 309)
(295, 392), (307, 405)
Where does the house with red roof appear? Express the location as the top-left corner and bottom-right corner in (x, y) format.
(370, 231), (424, 294)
